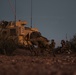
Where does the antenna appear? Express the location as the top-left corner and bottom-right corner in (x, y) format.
(8, 0), (15, 16)
(15, 0), (16, 26)
(31, 0), (32, 28)
(66, 33), (67, 41)
(8, 0), (16, 26)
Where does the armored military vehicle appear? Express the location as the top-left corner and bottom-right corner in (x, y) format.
(0, 20), (50, 49)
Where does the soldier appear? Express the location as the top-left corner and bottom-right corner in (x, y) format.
(65, 40), (71, 54)
(61, 40), (65, 48)
(51, 39), (55, 49)
(50, 39), (56, 57)
(61, 40), (66, 53)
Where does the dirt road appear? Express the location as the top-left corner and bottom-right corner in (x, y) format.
(0, 52), (76, 75)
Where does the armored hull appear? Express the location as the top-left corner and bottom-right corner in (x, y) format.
(0, 20), (50, 48)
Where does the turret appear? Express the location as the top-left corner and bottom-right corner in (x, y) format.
(16, 20), (27, 27)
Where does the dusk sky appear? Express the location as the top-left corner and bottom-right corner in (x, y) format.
(0, 0), (76, 46)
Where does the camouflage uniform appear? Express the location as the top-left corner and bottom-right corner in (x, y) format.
(61, 40), (66, 53)
(50, 39), (56, 57)
(61, 40), (65, 48)
(65, 40), (71, 53)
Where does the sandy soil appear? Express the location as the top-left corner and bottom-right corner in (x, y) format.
(0, 49), (76, 75)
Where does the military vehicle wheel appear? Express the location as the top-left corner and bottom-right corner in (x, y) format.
(0, 37), (17, 55)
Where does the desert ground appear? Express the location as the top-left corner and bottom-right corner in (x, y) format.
(0, 49), (76, 75)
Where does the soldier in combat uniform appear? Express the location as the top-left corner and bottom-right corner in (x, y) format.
(61, 40), (66, 53)
(50, 39), (56, 57)
(65, 40), (71, 54)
